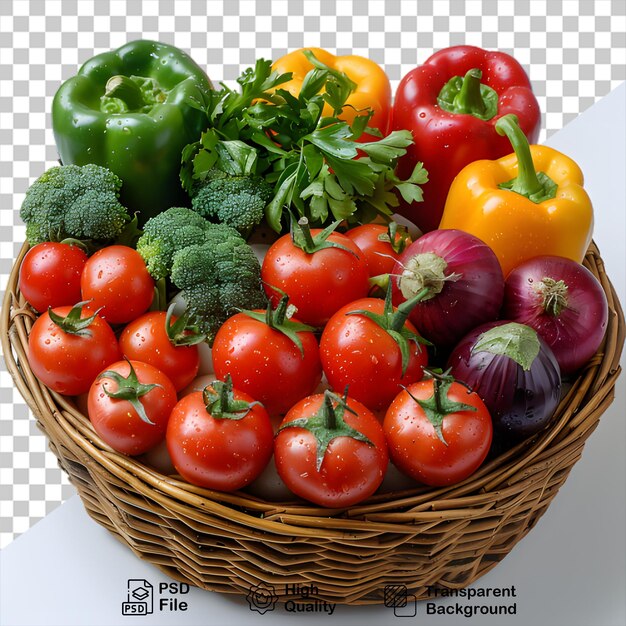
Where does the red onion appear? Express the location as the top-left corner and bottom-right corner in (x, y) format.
(502, 256), (609, 375)
(448, 321), (561, 442)
(391, 229), (504, 349)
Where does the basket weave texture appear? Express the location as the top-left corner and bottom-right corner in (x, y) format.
(2, 241), (624, 605)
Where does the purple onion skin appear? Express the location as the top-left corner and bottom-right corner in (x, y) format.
(391, 229), (504, 349)
(503, 256), (609, 376)
(448, 321), (561, 442)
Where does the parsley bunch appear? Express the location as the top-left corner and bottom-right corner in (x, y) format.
(181, 51), (427, 232)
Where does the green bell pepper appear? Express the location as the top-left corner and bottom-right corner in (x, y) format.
(52, 40), (212, 222)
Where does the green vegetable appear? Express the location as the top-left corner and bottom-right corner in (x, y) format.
(136, 207), (211, 281)
(20, 164), (132, 247)
(181, 53), (427, 233)
(191, 175), (273, 237)
(52, 40), (213, 223)
(136, 207), (267, 342)
(170, 226), (267, 342)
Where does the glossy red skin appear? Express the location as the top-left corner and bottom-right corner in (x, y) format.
(383, 380), (493, 487)
(166, 387), (274, 491)
(392, 45), (541, 233)
(344, 224), (402, 277)
(212, 311), (322, 416)
(88, 360), (177, 456)
(261, 231), (370, 327)
(19, 242), (88, 313)
(320, 298), (428, 411)
(119, 311), (200, 392)
(81, 245), (154, 324)
(274, 394), (389, 507)
(29, 305), (121, 396)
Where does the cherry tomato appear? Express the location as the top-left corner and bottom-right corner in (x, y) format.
(19, 242), (88, 313)
(212, 302), (322, 416)
(166, 380), (274, 491)
(274, 392), (389, 507)
(383, 378), (493, 487)
(88, 360), (177, 456)
(320, 297), (428, 411)
(119, 311), (200, 392)
(28, 304), (121, 396)
(261, 228), (369, 327)
(81, 245), (154, 324)
(345, 223), (408, 277)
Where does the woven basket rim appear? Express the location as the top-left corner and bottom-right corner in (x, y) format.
(2, 240), (624, 538)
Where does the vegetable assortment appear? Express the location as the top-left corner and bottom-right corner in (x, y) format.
(17, 41), (609, 508)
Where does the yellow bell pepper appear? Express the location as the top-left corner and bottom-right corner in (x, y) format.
(271, 48), (391, 138)
(439, 114), (593, 276)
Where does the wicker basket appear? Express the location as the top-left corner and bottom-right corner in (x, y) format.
(2, 241), (624, 605)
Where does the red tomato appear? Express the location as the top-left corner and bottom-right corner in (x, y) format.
(274, 392), (389, 507)
(166, 381), (274, 491)
(19, 242), (88, 313)
(261, 230), (369, 327)
(81, 245), (154, 324)
(383, 379), (493, 486)
(212, 309), (322, 416)
(345, 224), (407, 277)
(320, 297), (428, 411)
(28, 304), (121, 396)
(88, 360), (177, 456)
(119, 312), (200, 392)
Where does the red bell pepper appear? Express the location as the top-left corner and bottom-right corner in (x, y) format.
(391, 45), (541, 233)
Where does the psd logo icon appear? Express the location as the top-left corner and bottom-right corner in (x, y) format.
(122, 579), (154, 616)
(246, 583), (279, 614)
(384, 584), (417, 618)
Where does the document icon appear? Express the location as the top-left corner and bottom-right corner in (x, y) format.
(122, 579), (154, 615)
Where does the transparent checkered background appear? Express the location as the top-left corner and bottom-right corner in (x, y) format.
(1, 0), (625, 548)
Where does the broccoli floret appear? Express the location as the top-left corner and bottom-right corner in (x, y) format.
(190, 175), (273, 236)
(136, 207), (212, 280)
(170, 226), (267, 342)
(20, 164), (130, 245)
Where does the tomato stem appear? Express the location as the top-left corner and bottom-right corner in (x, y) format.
(405, 370), (477, 446)
(165, 303), (207, 347)
(389, 286), (430, 332)
(48, 300), (101, 337)
(276, 389), (371, 472)
(347, 283), (430, 376)
(202, 375), (263, 420)
(323, 392), (337, 430)
(98, 358), (160, 425)
(59, 237), (89, 254)
(377, 221), (411, 255)
(242, 294), (316, 357)
(291, 216), (357, 257)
